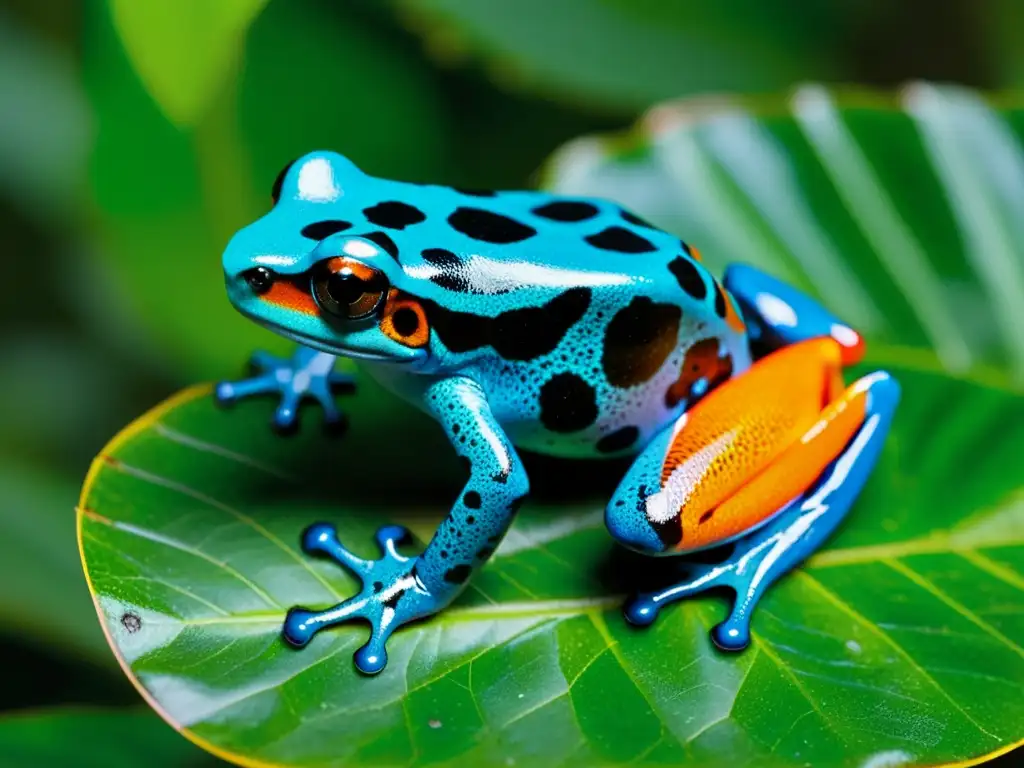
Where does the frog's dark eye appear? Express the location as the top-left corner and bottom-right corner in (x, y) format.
(312, 258), (388, 320)
(243, 267), (275, 294)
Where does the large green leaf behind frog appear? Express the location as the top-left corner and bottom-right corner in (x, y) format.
(215, 151), (899, 675)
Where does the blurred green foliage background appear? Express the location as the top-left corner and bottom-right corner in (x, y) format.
(0, 0), (1022, 764)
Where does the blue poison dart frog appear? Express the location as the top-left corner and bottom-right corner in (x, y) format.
(215, 151), (900, 675)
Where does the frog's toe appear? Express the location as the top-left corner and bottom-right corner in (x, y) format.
(286, 523), (435, 674)
(281, 607), (320, 648)
(623, 596), (660, 627)
(271, 393), (303, 435)
(712, 619), (751, 652)
(374, 524), (412, 555)
(353, 637), (389, 676)
(300, 522), (374, 576)
(623, 562), (727, 629)
(213, 372), (280, 406)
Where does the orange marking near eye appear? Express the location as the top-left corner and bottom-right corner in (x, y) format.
(658, 338), (858, 551)
(326, 257), (378, 282)
(262, 279), (318, 315)
(689, 246), (703, 262)
(380, 290), (430, 348)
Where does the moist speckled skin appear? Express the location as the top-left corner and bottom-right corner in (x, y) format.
(218, 151), (896, 675)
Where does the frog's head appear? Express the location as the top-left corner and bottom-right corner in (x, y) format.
(222, 151), (429, 366)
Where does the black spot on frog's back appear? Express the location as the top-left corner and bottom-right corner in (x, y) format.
(444, 564), (473, 584)
(301, 220), (352, 240)
(585, 226), (656, 254)
(449, 207), (537, 244)
(539, 373), (598, 433)
(490, 288), (591, 361)
(668, 256), (708, 300)
(423, 288), (591, 361)
(620, 209), (657, 229)
(363, 201), (426, 230)
(532, 201), (599, 222)
(602, 297), (682, 388)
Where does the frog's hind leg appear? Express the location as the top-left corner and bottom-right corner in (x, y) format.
(606, 336), (899, 650)
(214, 346), (354, 433)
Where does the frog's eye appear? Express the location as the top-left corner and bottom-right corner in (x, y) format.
(311, 258), (388, 320)
(242, 267), (275, 294)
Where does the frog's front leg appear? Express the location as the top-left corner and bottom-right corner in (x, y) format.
(607, 338), (900, 650)
(282, 376), (529, 675)
(214, 346), (354, 433)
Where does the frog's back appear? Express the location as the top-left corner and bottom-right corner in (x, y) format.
(354, 173), (687, 283)
(350, 164), (751, 457)
(270, 152), (751, 459)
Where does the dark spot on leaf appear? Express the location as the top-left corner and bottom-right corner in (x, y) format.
(121, 612), (142, 634)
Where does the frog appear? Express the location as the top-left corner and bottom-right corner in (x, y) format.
(216, 150), (900, 675)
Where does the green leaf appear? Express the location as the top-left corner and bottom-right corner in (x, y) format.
(106, 0), (269, 126)
(988, 0), (1024, 88)
(79, 361), (1024, 767)
(0, 460), (112, 662)
(0, 709), (217, 767)
(397, 0), (840, 112)
(0, 8), (90, 221)
(544, 84), (1024, 386)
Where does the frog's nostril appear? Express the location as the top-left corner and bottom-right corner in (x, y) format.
(243, 267), (275, 294)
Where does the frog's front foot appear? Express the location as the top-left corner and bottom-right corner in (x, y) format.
(214, 346), (353, 434)
(282, 523), (441, 675)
